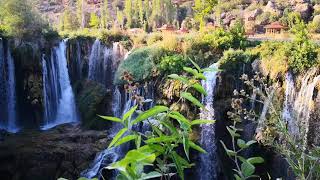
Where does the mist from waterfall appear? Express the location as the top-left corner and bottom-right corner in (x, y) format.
(199, 63), (219, 180)
(42, 40), (78, 130)
(0, 39), (19, 133)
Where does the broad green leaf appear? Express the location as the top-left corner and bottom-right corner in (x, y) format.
(131, 106), (169, 125)
(98, 115), (122, 123)
(189, 58), (201, 72)
(241, 161), (255, 177)
(168, 74), (189, 84)
(181, 92), (204, 108)
(114, 135), (137, 147)
(234, 174), (242, 180)
(168, 111), (191, 130)
(140, 171), (162, 180)
(195, 72), (206, 80)
(237, 139), (248, 149)
(183, 67), (198, 76)
(246, 140), (256, 146)
(192, 83), (207, 96)
(191, 119), (215, 126)
(152, 125), (163, 136)
(220, 140), (236, 157)
(108, 128), (128, 148)
(183, 134), (190, 161)
(145, 136), (177, 144)
(171, 152), (193, 180)
(247, 157), (264, 164)
(123, 105), (138, 126)
(189, 141), (207, 153)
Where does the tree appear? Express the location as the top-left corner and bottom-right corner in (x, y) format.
(0, 0), (45, 38)
(117, 8), (124, 29)
(76, 0), (85, 28)
(101, 0), (111, 29)
(89, 13), (100, 29)
(61, 7), (79, 31)
(124, 0), (133, 28)
(193, 0), (217, 29)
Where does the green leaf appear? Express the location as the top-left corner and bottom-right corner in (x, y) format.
(123, 105), (138, 126)
(114, 135), (137, 147)
(145, 136), (177, 144)
(168, 111), (191, 130)
(160, 120), (178, 135)
(191, 119), (215, 126)
(131, 106), (169, 125)
(183, 67), (198, 76)
(135, 134), (141, 148)
(168, 74), (189, 84)
(226, 126), (240, 138)
(183, 134), (190, 161)
(237, 139), (248, 149)
(140, 171), (162, 180)
(189, 141), (207, 153)
(181, 92), (204, 108)
(108, 128), (128, 148)
(195, 72), (206, 80)
(192, 83), (207, 96)
(247, 157), (264, 164)
(98, 115), (122, 123)
(246, 140), (256, 146)
(241, 161), (255, 177)
(189, 58), (201, 72)
(220, 140), (237, 157)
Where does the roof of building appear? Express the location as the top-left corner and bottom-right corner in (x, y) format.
(157, 24), (176, 31)
(264, 22), (288, 29)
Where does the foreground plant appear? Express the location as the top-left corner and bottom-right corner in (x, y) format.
(100, 60), (216, 180)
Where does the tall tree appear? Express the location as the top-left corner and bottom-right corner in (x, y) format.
(76, 0), (85, 28)
(124, 0), (133, 28)
(116, 7), (124, 29)
(138, 0), (144, 26)
(101, 0), (111, 29)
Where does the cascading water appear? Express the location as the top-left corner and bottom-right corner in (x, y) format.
(282, 73), (299, 135)
(282, 69), (320, 146)
(42, 40), (78, 130)
(0, 39), (19, 133)
(82, 84), (155, 179)
(88, 39), (104, 83)
(199, 63), (219, 180)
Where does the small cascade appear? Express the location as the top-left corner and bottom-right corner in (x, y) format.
(42, 40), (78, 130)
(75, 41), (82, 79)
(282, 73), (298, 135)
(199, 63), (219, 180)
(0, 39), (19, 133)
(88, 40), (128, 87)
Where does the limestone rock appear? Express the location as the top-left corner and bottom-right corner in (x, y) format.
(294, 3), (313, 20)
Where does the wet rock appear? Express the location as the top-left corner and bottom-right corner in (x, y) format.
(0, 124), (109, 180)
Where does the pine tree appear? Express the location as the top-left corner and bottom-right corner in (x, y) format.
(101, 0), (110, 29)
(117, 7), (124, 29)
(76, 0), (85, 28)
(194, 0), (217, 29)
(138, 0), (144, 25)
(124, 0), (133, 28)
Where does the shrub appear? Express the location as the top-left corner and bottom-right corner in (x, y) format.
(202, 28), (234, 50)
(219, 49), (257, 73)
(100, 30), (131, 47)
(146, 33), (163, 46)
(159, 54), (186, 74)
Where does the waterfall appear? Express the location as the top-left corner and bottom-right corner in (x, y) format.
(88, 39), (104, 83)
(42, 40), (78, 130)
(199, 63), (219, 180)
(282, 69), (320, 147)
(282, 73), (298, 135)
(0, 39), (19, 133)
(82, 84), (155, 179)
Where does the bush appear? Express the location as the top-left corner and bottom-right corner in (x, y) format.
(219, 49), (257, 73)
(202, 28), (234, 50)
(115, 47), (170, 84)
(146, 33), (163, 46)
(100, 30), (131, 47)
(159, 54), (186, 74)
